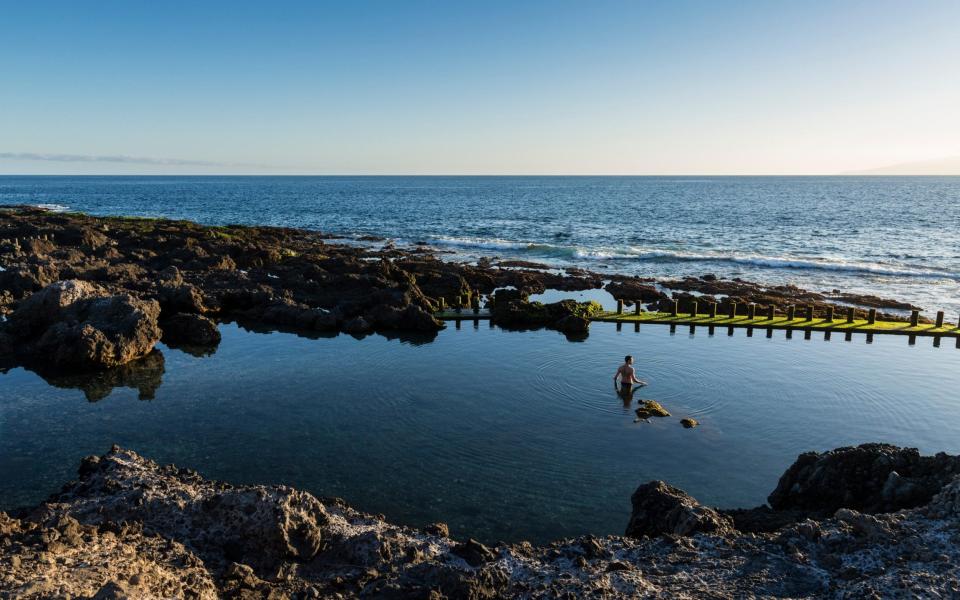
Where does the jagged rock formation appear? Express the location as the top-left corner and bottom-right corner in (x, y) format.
(3, 444), (960, 598)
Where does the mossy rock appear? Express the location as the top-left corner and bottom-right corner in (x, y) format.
(635, 400), (671, 419)
(681, 418), (699, 429)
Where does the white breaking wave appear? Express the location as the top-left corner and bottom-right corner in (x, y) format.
(430, 236), (549, 251)
(34, 203), (70, 212)
(616, 248), (960, 280)
(427, 235), (959, 281)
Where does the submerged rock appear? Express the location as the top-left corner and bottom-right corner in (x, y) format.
(680, 417), (699, 428)
(634, 400), (670, 419)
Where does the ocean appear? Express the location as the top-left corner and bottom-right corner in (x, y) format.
(2, 175), (959, 313)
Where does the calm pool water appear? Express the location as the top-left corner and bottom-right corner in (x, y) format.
(2, 321), (959, 543)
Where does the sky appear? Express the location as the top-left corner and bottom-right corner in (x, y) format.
(1, 0), (959, 175)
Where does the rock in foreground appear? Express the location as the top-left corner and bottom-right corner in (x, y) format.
(3, 444), (960, 598)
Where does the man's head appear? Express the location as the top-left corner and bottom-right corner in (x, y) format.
(624, 355), (633, 365)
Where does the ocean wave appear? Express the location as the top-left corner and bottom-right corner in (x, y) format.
(34, 203), (70, 212)
(430, 236), (552, 251)
(427, 236), (959, 280)
(618, 248), (960, 280)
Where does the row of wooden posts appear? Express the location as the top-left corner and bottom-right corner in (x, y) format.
(615, 299), (956, 328)
(438, 293), (482, 313)
(1, 234), (54, 251)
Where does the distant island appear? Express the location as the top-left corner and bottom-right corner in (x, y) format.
(844, 156), (960, 176)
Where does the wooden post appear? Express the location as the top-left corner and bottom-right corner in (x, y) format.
(670, 300), (678, 317)
(438, 297), (446, 311)
(805, 305), (813, 321)
(936, 311), (944, 328)
(910, 310), (919, 327)
(634, 302), (641, 316)
(616, 299), (624, 314)
(868, 308), (876, 325)
(748, 303), (756, 319)
(472, 295), (480, 314)
(825, 306), (834, 322)
(767, 305), (775, 320)
(728, 303), (736, 319)
(787, 305), (795, 321)
(690, 300), (698, 318)
(847, 306), (855, 323)
(908, 334), (916, 346)
(709, 303), (717, 318)
(804, 328), (812, 340)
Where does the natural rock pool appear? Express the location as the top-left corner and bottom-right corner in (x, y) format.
(3, 321), (959, 544)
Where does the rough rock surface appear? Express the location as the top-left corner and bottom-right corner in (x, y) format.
(768, 442), (960, 514)
(625, 481), (734, 538)
(4, 444), (960, 598)
(2, 279), (161, 370)
(160, 312), (222, 348)
(0, 206), (920, 356)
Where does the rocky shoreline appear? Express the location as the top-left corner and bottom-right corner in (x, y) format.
(3, 443), (959, 598)
(0, 206), (922, 377)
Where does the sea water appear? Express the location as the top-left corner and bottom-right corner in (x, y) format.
(2, 175), (959, 312)
(3, 322), (959, 544)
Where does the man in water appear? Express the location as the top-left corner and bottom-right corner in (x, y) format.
(614, 355), (646, 400)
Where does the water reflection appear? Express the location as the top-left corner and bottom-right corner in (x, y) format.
(35, 350), (166, 402)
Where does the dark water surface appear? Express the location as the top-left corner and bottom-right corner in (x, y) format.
(2, 175), (960, 313)
(3, 322), (959, 544)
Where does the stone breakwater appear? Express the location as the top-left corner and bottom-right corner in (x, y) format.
(3, 443), (960, 598)
(0, 206), (921, 374)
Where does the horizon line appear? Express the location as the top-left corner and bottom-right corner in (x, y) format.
(2, 172), (960, 177)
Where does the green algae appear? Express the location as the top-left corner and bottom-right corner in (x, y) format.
(635, 400), (670, 419)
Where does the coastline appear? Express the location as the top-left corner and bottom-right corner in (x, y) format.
(1, 205), (941, 378)
(4, 205), (960, 596)
(3, 443), (959, 598)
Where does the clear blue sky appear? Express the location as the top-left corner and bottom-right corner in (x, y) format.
(1, 0), (958, 174)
